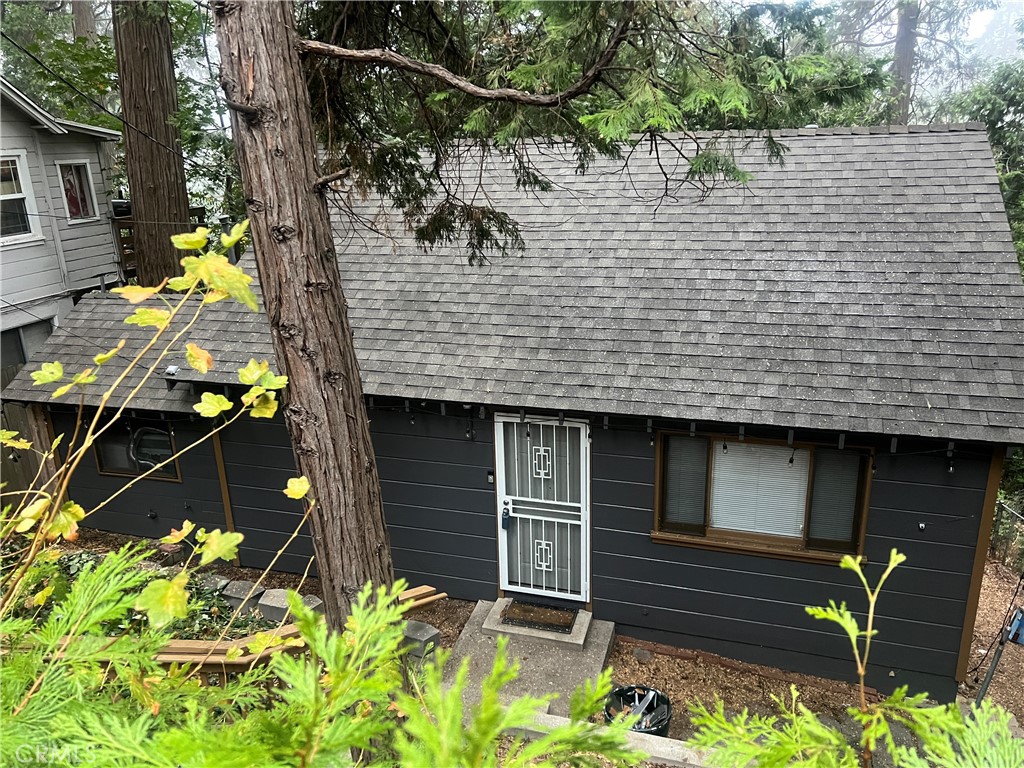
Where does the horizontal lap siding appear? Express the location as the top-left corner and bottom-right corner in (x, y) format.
(589, 426), (991, 701)
(217, 418), (311, 574)
(0, 113), (62, 303)
(54, 412), (227, 539)
(37, 135), (119, 289)
(370, 409), (498, 601)
(216, 410), (499, 600)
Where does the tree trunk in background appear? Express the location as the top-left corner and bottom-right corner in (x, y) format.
(213, 0), (394, 628)
(889, 0), (920, 124)
(71, 0), (97, 42)
(112, 0), (190, 285)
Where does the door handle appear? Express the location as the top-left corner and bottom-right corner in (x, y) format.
(501, 507), (510, 530)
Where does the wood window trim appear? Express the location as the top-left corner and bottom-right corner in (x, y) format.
(54, 159), (101, 224)
(93, 424), (182, 483)
(652, 429), (872, 561)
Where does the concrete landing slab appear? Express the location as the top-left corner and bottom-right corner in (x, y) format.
(481, 597), (593, 649)
(444, 600), (615, 719)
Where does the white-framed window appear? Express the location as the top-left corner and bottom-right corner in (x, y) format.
(55, 160), (99, 222)
(0, 151), (41, 243)
(655, 433), (870, 556)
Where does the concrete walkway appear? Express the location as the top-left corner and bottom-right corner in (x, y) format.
(443, 600), (615, 718)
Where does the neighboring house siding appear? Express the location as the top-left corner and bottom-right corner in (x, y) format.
(49, 411), (227, 538)
(37, 133), (119, 289)
(588, 425), (991, 700)
(0, 110), (64, 309)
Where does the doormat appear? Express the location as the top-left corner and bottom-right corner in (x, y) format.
(500, 599), (578, 634)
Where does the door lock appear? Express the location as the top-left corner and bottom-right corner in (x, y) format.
(501, 507), (510, 530)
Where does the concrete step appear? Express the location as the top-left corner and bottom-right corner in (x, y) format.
(480, 597), (592, 649)
(444, 600), (615, 719)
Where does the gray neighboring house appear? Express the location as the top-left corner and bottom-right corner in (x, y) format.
(5, 125), (1024, 701)
(0, 77), (121, 370)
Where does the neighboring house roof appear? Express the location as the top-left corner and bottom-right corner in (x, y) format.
(0, 77), (120, 140)
(4, 126), (1023, 443)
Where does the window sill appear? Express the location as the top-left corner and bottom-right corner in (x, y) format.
(649, 530), (857, 565)
(64, 217), (101, 226)
(0, 234), (45, 249)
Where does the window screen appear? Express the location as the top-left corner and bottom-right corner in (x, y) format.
(661, 435), (707, 530)
(710, 441), (809, 538)
(809, 449), (862, 544)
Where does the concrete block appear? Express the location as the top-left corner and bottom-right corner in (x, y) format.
(196, 573), (230, 593)
(403, 620), (441, 658)
(223, 580), (263, 613)
(257, 589), (291, 623)
(302, 594), (324, 614)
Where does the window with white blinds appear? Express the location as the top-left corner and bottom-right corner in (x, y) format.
(662, 436), (707, 530)
(808, 449), (862, 545)
(710, 441), (809, 537)
(656, 433), (868, 554)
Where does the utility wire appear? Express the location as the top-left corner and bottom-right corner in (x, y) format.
(8, 209), (210, 227)
(2, 296), (136, 367)
(1, 30), (211, 176)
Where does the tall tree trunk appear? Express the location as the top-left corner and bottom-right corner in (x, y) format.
(112, 0), (190, 285)
(889, 0), (920, 124)
(212, 0), (394, 628)
(71, 0), (97, 42)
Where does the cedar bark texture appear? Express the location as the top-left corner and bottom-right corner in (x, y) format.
(212, 0), (394, 628)
(889, 0), (920, 124)
(112, 0), (191, 286)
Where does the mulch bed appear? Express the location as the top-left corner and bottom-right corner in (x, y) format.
(57, 528), (1024, 732)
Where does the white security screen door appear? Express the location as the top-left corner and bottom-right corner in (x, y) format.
(495, 415), (590, 602)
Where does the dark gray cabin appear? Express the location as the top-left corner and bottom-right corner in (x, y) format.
(5, 126), (1023, 701)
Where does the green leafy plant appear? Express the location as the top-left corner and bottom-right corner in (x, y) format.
(688, 549), (1024, 767)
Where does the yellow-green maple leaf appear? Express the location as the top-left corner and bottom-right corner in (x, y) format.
(125, 307), (171, 329)
(47, 501), (85, 541)
(185, 343), (213, 374)
(250, 392), (278, 419)
(30, 362), (63, 386)
(283, 476), (311, 500)
(170, 227), (211, 251)
(180, 251), (257, 311)
(136, 572), (189, 628)
(195, 528), (244, 566)
(238, 359), (269, 386)
(93, 340), (125, 365)
(111, 279), (168, 304)
(161, 520), (195, 544)
(192, 392), (233, 418)
(220, 219), (250, 249)
(0, 430), (32, 450)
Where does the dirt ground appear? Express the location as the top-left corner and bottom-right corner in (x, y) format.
(959, 559), (1024, 724)
(58, 528), (1023, 732)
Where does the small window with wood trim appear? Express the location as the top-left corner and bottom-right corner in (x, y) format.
(654, 434), (870, 559)
(96, 423), (179, 480)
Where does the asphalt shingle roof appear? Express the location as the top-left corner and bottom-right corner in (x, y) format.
(4, 127), (1023, 443)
